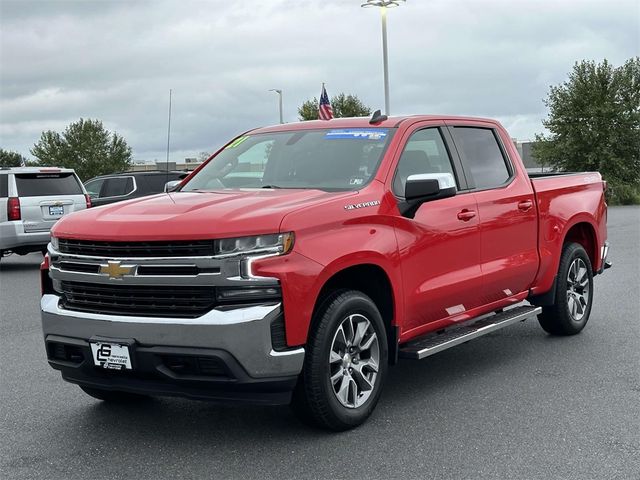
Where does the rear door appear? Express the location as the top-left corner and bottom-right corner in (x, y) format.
(391, 123), (483, 334)
(448, 123), (538, 304)
(92, 176), (136, 206)
(14, 171), (86, 233)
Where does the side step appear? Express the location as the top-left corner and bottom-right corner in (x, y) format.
(399, 305), (542, 360)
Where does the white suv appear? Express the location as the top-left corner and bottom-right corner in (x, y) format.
(0, 167), (90, 259)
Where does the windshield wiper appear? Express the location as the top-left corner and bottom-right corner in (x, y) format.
(261, 185), (281, 189)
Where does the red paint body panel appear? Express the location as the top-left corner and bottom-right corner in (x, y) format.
(50, 115), (608, 348)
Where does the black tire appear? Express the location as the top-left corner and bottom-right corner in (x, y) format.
(291, 290), (388, 431)
(538, 242), (594, 335)
(79, 386), (149, 403)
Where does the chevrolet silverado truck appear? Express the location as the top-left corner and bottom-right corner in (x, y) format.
(40, 114), (611, 430)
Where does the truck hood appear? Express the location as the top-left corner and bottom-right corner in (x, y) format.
(53, 190), (356, 241)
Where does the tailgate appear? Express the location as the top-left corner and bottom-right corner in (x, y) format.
(15, 172), (86, 232)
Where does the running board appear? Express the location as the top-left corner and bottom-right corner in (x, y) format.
(399, 305), (542, 360)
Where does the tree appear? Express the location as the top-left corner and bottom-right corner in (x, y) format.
(533, 58), (640, 204)
(0, 149), (27, 168)
(298, 93), (372, 121)
(31, 118), (132, 181)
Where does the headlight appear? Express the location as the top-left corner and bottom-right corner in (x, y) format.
(214, 232), (294, 257)
(50, 236), (59, 251)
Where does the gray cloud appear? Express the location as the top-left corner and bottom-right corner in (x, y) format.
(1, 0), (638, 162)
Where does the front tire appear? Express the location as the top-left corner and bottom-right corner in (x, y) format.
(292, 290), (388, 431)
(538, 242), (594, 335)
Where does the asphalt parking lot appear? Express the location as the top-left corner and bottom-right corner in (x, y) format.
(1, 206), (639, 480)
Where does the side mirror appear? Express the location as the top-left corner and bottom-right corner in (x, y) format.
(164, 180), (182, 192)
(405, 173), (456, 201)
(400, 173), (457, 218)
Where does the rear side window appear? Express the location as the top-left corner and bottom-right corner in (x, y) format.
(15, 172), (83, 196)
(100, 177), (134, 197)
(142, 173), (185, 193)
(0, 175), (7, 197)
(454, 127), (511, 190)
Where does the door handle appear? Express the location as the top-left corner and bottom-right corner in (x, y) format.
(457, 209), (476, 221)
(518, 200), (533, 211)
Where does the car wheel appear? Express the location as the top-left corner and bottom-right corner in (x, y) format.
(79, 386), (149, 403)
(291, 290), (388, 430)
(538, 242), (594, 335)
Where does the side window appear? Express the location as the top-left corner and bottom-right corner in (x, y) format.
(393, 128), (457, 196)
(454, 127), (511, 190)
(100, 177), (134, 197)
(84, 178), (105, 198)
(0, 175), (7, 197)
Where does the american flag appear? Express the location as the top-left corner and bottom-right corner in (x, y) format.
(318, 84), (333, 120)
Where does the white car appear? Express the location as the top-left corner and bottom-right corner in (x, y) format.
(0, 167), (90, 259)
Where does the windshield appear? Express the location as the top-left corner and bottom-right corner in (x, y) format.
(182, 128), (395, 192)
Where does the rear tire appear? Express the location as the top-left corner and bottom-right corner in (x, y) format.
(291, 290), (388, 431)
(538, 242), (594, 335)
(80, 386), (149, 403)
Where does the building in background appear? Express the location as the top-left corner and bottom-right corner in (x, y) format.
(513, 140), (546, 172)
(128, 158), (204, 172)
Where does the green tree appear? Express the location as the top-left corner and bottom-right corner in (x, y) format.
(0, 149), (27, 167)
(533, 58), (640, 204)
(31, 118), (132, 181)
(298, 93), (372, 121)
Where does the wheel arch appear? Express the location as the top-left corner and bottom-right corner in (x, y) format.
(563, 220), (598, 272)
(312, 263), (399, 365)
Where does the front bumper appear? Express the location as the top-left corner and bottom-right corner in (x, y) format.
(41, 295), (305, 405)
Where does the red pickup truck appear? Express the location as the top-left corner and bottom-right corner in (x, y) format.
(40, 115), (611, 430)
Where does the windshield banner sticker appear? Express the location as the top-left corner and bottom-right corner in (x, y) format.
(225, 136), (249, 149)
(325, 129), (388, 140)
(344, 200), (381, 210)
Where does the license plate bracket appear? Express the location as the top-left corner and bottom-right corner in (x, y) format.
(89, 339), (134, 370)
(48, 205), (64, 216)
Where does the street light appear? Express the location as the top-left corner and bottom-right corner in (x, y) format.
(269, 89), (284, 124)
(361, 0), (406, 116)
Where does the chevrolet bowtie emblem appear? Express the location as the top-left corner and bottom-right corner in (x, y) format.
(99, 261), (135, 279)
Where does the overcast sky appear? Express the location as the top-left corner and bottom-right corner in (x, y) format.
(1, 0), (638, 163)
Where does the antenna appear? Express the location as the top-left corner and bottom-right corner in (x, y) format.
(369, 109), (388, 124)
(164, 89), (172, 189)
(165, 89), (172, 190)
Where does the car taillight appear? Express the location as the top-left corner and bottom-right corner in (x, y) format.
(7, 197), (21, 221)
(85, 194), (92, 209)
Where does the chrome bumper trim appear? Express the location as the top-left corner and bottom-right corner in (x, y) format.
(41, 294), (280, 325)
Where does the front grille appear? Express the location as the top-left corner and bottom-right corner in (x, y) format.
(60, 281), (216, 318)
(58, 239), (215, 258)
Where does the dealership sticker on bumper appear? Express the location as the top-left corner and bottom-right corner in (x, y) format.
(90, 342), (132, 370)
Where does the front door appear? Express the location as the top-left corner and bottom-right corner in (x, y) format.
(391, 125), (483, 335)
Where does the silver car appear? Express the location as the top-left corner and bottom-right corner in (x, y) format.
(0, 167), (89, 259)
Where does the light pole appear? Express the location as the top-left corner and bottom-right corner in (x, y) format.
(269, 89), (284, 124)
(361, 0), (405, 116)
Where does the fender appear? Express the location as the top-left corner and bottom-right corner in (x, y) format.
(531, 211), (601, 297)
